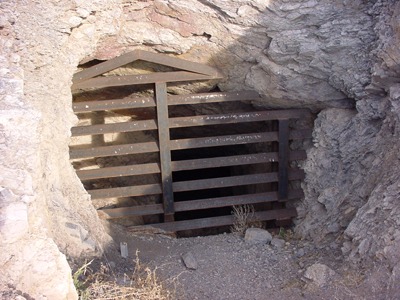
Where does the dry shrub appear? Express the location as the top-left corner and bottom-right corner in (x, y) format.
(230, 204), (263, 235)
(80, 251), (176, 300)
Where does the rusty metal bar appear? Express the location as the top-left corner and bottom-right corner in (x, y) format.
(168, 91), (260, 105)
(71, 120), (157, 136)
(173, 169), (304, 193)
(98, 204), (164, 219)
(169, 110), (310, 128)
(72, 50), (222, 83)
(73, 97), (156, 113)
(76, 163), (161, 180)
(174, 189), (304, 212)
(88, 183), (162, 199)
(171, 151), (306, 172)
(170, 132), (279, 150)
(278, 120), (289, 200)
(155, 82), (175, 221)
(94, 189), (304, 220)
(72, 72), (216, 91)
(130, 208), (297, 232)
(172, 153), (276, 171)
(69, 142), (159, 159)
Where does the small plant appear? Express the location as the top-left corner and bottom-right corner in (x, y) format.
(72, 259), (93, 300)
(278, 227), (294, 240)
(231, 204), (262, 235)
(83, 251), (176, 299)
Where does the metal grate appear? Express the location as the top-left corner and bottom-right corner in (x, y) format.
(70, 51), (312, 233)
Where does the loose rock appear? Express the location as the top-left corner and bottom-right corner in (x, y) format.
(182, 251), (198, 270)
(245, 228), (272, 244)
(271, 238), (285, 249)
(304, 263), (336, 287)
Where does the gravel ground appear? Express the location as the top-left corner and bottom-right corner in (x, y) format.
(88, 224), (399, 300)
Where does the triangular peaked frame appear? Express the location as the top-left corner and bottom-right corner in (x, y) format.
(72, 50), (223, 91)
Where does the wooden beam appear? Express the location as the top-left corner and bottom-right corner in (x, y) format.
(278, 120), (289, 200)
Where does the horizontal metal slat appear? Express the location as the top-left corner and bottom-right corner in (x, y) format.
(71, 120), (157, 136)
(98, 204), (164, 219)
(171, 151), (306, 172)
(172, 169), (304, 192)
(172, 153), (276, 171)
(72, 72), (216, 90)
(73, 97), (156, 113)
(69, 141), (159, 159)
(130, 208), (297, 232)
(168, 91), (260, 105)
(174, 189), (304, 212)
(170, 132), (279, 150)
(89, 183), (162, 199)
(169, 110), (310, 128)
(173, 173), (278, 192)
(72, 50), (222, 83)
(76, 163), (161, 180)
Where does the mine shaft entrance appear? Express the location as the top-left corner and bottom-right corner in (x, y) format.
(69, 50), (312, 235)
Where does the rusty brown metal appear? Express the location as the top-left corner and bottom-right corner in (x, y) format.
(155, 82), (175, 220)
(129, 208), (297, 232)
(73, 49), (223, 84)
(72, 71), (219, 91)
(70, 52), (312, 231)
(71, 119), (157, 136)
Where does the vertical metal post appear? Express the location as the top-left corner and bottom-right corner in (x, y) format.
(278, 119), (289, 201)
(155, 82), (175, 222)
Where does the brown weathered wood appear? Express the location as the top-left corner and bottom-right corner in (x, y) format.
(76, 163), (160, 180)
(69, 142), (159, 159)
(73, 97), (156, 113)
(130, 208), (297, 232)
(98, 204), (164, 219)
(155, 83), (175, 219)
(72, 72), (217, 91)
(72, 50), (222, 83)
(71, 120), (157, 136)
(170, 132), (279, 150)
(89, 183), (162, 199)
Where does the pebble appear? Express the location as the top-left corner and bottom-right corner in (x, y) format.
(182, 251), (198, 270)
(271, 238), (286, 249)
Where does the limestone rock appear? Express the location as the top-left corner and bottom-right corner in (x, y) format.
(304, 263), (336, 287)
(271, 238), (285, 249)
(245, 228), (272, 244)
(182, 251), (198, 270)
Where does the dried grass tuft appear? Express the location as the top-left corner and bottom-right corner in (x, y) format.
(230, 204), (263, 235)
(79, 251), (176, 300)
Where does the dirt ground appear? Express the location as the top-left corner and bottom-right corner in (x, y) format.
(62, 223), (398, 300)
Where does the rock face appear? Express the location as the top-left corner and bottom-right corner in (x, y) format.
(1, 0), (400, 298)
(296, 0), (400, 270)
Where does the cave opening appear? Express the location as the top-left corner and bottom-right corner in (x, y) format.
(69, 51), (311, 237)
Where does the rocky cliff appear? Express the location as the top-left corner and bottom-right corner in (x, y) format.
(1, 0), (399, 298)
